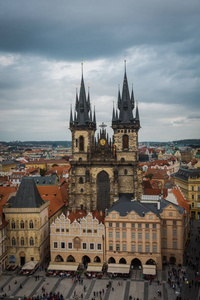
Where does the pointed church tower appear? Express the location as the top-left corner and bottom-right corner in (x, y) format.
(69, 64), (96, 162)
(112, 61), (142, 200)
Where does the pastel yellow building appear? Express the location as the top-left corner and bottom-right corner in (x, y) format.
(50, 211), (105, 265)
(105, 195), (185, 271)
(0, 160), (17, 172)
(172, 168), (200, 219)
(3, 177), (50, 266)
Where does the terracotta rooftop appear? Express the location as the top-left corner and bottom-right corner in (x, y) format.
(67, 209), (105, 224)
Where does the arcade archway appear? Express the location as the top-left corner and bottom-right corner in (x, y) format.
(67, 255), (75, 262)
(146, 259), (156, 265)
(55, 255), (64, 262)
(131, 258), (142, 269)
(119, 258), (126, 264)
(108, 257), (116, 264)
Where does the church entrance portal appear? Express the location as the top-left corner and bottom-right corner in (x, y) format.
(97, 171), (110, 212)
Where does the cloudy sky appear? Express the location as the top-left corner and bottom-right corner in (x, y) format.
(0, 0), (200, 142)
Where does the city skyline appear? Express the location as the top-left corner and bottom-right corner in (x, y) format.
(0, 0), (200, 142)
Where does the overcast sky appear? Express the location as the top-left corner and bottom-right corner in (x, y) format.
(0, 0), (200, 142)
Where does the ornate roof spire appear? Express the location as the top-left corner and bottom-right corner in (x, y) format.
(135, 100), (140, 125)
(112, 102), (116, 122)
(70, 104), (73, 124)
(131, 82), (135, 110)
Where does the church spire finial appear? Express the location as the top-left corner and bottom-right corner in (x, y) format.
(81, 60), (83, 78)
(124, 58), (126, 74)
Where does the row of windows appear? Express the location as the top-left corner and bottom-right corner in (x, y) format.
(55, 228), (98, 234)
(11, 220), (34, 229)
(191, 194), (200, 200)
(162, 240), (177, 249)
(108, 243), (158, 253)
(109, 231), (157, 240)
(11, 237), (35, 246)
(163, 229), (177, 236)
(108, 222), (157, 229)
(111, 214), (155, 220)
(76, 134), (131, 152)
(191, 186), (200, 192)
(163, 220), (177, 225)
(53, 242), (102, 251)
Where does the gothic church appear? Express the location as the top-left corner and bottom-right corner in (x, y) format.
(68, 65), (143, 212)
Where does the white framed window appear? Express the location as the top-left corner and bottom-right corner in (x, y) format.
(116, 231), (120, 239)
(173, 230), (177, 237)
(131, 232), (135, 239)
(149, 215), (152, 219)
(153, 233), (157, 240)
(153, 224), (156, 229)
(97, 243), (102, 250)
(122, 244), (127, 251)
(138, 232), (142, 239)
(116, 244), (120, 251)
(131, 244), (135, 252)
(153, 245), (157, 253)
(131, 223), (135, 228)
(138, 244), (142, 252)
(116, 222), (120, 228)
(53, 242), (58, 249)
(90, 243), (94, 250)
(109, 222), (112, 227)
(68, 242), (72, 249)
(145, 244), (150, 252)
(112, 214), (116, 218)
(109, 243), (113, 251)
(122, 223), (126, 228)
(145, 233), (149, 240)
(173, 241), (177, 249)
(131, 214), (135, 219)
(163, 240), (167, 248)
(109, 231), (113, 238)
(82, 242), (87, 250)
(61, 242), (65, 249)
(122, 231), (126, 239)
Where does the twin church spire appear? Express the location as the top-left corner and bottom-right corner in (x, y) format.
(112, 62), (140, 126)
(70, 62), (140, 129)
(70, 65), (96, 129)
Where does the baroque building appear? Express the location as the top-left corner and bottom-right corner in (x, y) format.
(105, 195), (186, 270)
(68, 65), (143, 212)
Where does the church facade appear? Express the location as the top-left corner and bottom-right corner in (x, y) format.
(68, 66), (143, 212)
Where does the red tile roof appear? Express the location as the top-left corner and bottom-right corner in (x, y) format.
(67, 210), (105, 224)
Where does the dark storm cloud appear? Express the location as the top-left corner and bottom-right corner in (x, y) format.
(0, 0), (200, 142)
(0, 0), (199, 61)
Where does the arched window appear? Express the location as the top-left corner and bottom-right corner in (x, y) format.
(11, 220), (15, 229)
(29, 220), (34, 229)
(30, 237), (34, 246)
(79, 136), (84, 151)
(123, 134), (129, 150)
(20, 220), (24, 229)
(79, 177), (84, 184)
(12, 237), (16, 246)
(21, 237), (25, 246)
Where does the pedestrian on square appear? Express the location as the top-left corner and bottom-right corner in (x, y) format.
(8, 285), (11, 290)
